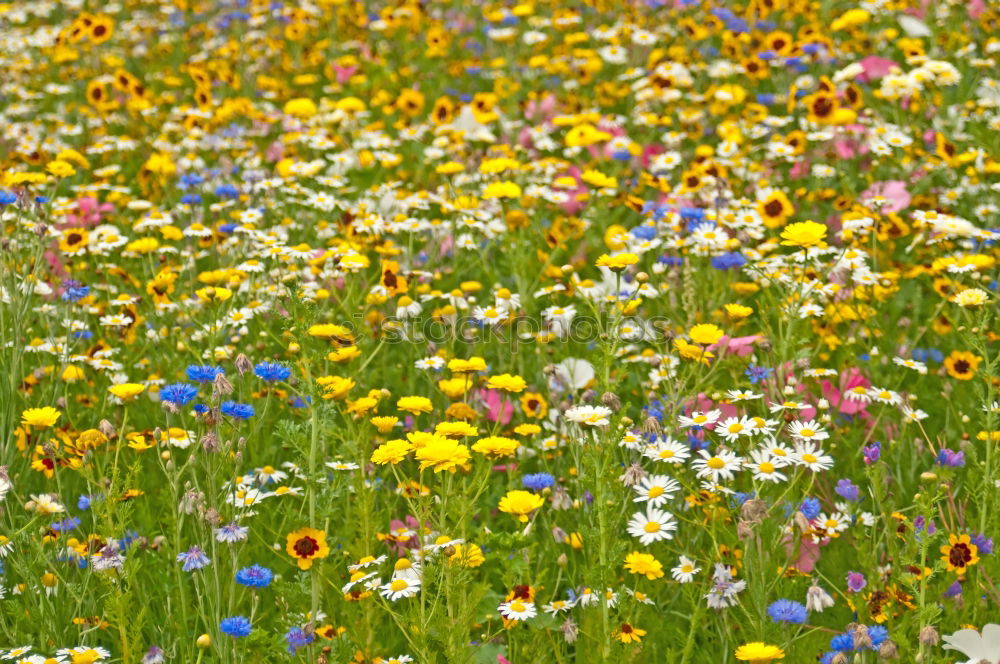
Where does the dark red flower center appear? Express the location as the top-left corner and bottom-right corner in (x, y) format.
(294, 536), (319, 557)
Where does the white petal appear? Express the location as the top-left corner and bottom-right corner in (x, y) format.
(898, 15), (932, 38)
(942, 629), (987, 658)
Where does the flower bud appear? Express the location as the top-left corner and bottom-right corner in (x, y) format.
(196, 634), (212, 649)
(918, 626), (939, 646)
(878, 640), (898, 659)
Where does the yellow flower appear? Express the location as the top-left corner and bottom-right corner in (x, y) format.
(482, 181), (522, 199)
(21, 407), (61, 428)
(498, 490), (544, 522)
(283, 97), (318, 118)
(614, 623), (647, 644)
(564, 123), (611, 147)
(448, 357), (487, 373)
(580, 169), (618, 189)
(46, 159), (76, 178)
(370, 415), (399, 434)
(624, 551), (664, 580)
(434, 421), (479, 437)
(327, 345), (362, 362)
(688, 323), (724, 345)
(724, 303), (754, 319)
(486, 373), (527, 393)
(318, 375), (355, 399)
(944, 350), (981, 381)
(952, 288), (989, 307)
(471, 436), (520, 458)
(307, 324), (354, 343)
(195, 286), (232, 302)
(734, 642), (784, 663)
(831, 8), (870, 31)
(447, 542), (485, 567)
(370, 439), (413, 465)
(286, 527), (330, 570)
(345, 396), (379, 416)
(397, 395), (434, 414)
(780, 221), (827, 247)
(595, 253), (639, 272)
(414, 437), (470, 473)
(109, 383), (146, 401)
(674, 338), (714, 364)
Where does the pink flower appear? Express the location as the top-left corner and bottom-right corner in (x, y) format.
(856, 56), (898, 83)
(62, 196), (113, 228)
(479, 388), (514, 424)
(525, 94), (557, 122)
(707, 335), (765, 358)
(861, 180), (911, 214)
(783, 533), (822, 573)
(333, 64), (358, 84)
(822, 368), (871, 416)
(387, 516), (421, 555)
(555, 166), (588, 215)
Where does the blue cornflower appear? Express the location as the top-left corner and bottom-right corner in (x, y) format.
(744, 365), (773, 384)
(221, 401), (254, 419)
(867, 625), (888, 648)
(51, 517), (81, 532)
(220, 616), (252, 638)
(0, 190), (17, 205)
(186, 365), (224, 383)
(176, 546), (211, 572)
(215, 184), (239, 198)
(799, 497), (822, 520)
(235, 564), (273, 588)
(630, 225), (657, 240)
(285, 627), (313, 654)
(522, 473), (555, 491)
(61, 280), (90, 302)
(214, 522), (249, 543)
(119, 530), (141, 549)
(78, 493), (101, 510)
(711, 252), (746, 270)
(161, 383), (198, 406)
(180, 194), (202, 205)
(830, 633), (854, 651)
(835, 479), (860, 502)
(767, 599), (808, 624)
(254, 362), (291, 382)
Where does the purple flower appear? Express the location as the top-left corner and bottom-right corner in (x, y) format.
(176, 546), (211, 572)
(862, 442), (881, 464)
(943, 580), (963, 598)
(835, 479), (860, 502)
(914, 515), (937, 535)
(971, 533), (994, 555)
(142, 646), (165, 664)
(846, 571), (867, 593)
(935, 448), (964, 467)
(285, 627), (313, 654)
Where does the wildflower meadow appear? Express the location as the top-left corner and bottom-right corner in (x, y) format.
(1, 0), (1000, 662)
